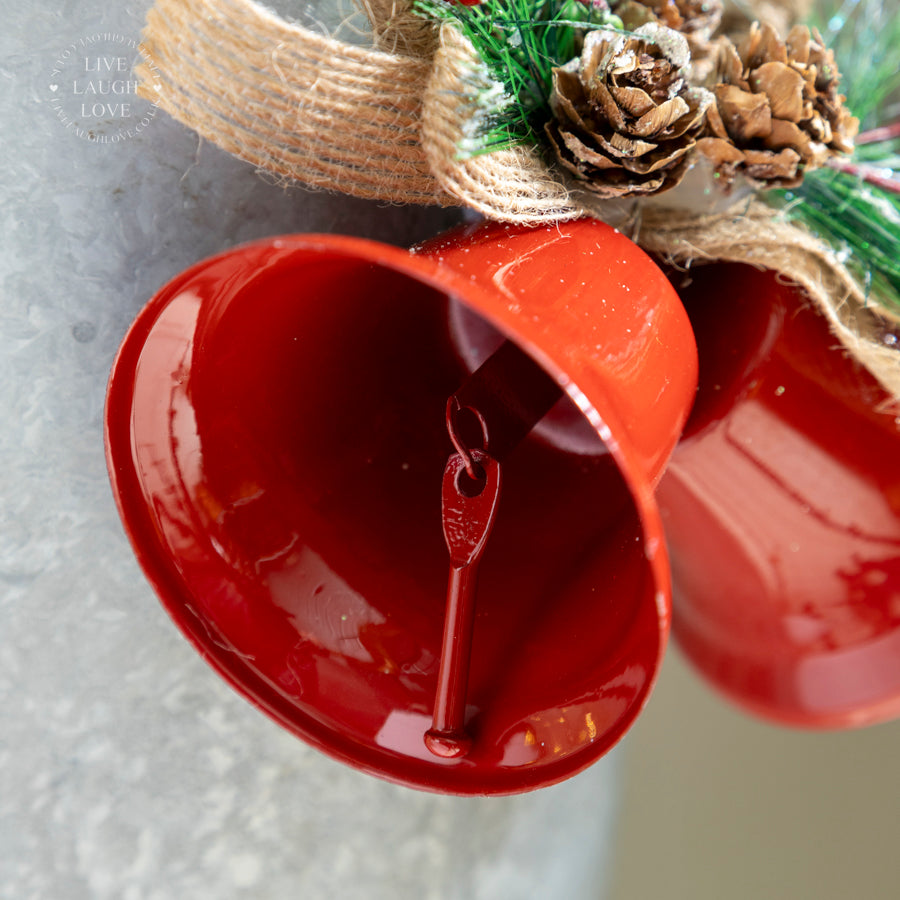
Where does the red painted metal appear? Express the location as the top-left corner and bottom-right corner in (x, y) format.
(426, 448), (502, 759)
(105, 219), (697, 794)
(660, 263), (900, 728)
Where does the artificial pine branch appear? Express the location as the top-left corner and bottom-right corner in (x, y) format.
(413, 0), (621, 153)
(771, 0), (900, 312)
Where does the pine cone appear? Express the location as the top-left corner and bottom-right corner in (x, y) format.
(696, 22), (859, 189)
(545, 24), (713, 198)
(613, 0), (724, 81)
(614, 0), (723, 41)
(719, 0), (814, 44)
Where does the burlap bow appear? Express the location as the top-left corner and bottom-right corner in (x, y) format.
(137, 0), (900, 402)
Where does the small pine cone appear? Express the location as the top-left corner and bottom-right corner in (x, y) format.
(614, 0), (723, 41)
(719, 0), (814, 44)
(613, 0), (724, 81)
(697, 21), (859, 189)
(545, 24), (713, 198)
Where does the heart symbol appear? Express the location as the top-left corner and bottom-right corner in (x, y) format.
(49, 84), (58, 92)
(105, 222), (697, 794)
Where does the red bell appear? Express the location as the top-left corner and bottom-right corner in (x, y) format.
(659, 263), (900, 728)
(105, 218), (697, 794)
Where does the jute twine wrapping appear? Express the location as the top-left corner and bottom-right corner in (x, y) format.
(137, 0), (900, 400)
(420, 25), (582, 223)
(136, 0), (448, 203)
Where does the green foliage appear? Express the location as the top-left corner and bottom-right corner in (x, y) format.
(773, 0), (900, 312)
(783, 166), (900, 304)
(413, 0), (620, 152)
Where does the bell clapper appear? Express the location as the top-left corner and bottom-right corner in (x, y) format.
(426, 340), (563, 759)
(426, 446), (501, 759)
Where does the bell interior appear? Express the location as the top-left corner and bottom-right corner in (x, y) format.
(125, 244), (663, 793)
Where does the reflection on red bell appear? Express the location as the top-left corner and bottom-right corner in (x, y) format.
(660, 263), (900, 729)
(105, 219), (697, 794)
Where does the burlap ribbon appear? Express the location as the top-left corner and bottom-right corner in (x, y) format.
(136, 0), (900, 401)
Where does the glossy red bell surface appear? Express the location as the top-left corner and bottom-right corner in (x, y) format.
(105, 219), (697, 794)
(659, 263), (900, 729)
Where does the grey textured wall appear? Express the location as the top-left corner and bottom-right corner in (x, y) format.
(0, 4), (619, 897)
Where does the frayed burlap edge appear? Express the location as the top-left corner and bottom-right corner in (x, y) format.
(627, 202), (900, 405)
(136, 0), (900, 400)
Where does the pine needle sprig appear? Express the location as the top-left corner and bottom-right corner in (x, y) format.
(785, 164), (900, 304)
(413, 0), (621, 153)
(771, 0), (900, 313)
